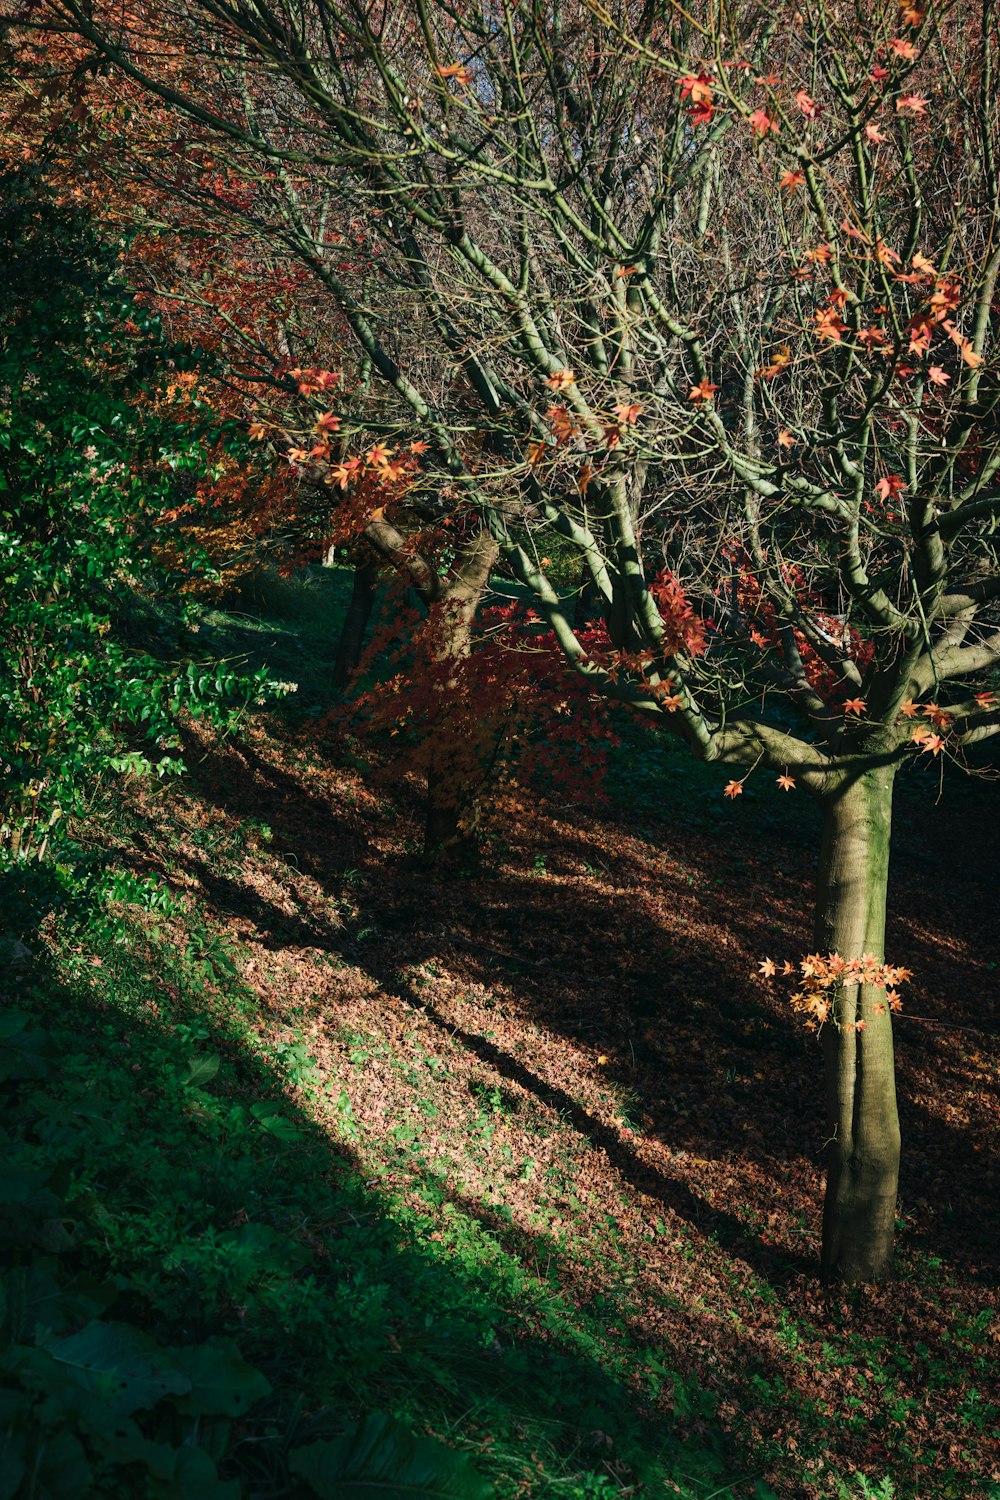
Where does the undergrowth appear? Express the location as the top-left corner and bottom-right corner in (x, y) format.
(1, 876), (748, 1499)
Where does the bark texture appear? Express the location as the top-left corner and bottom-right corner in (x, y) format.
(331, 553), (378, 692)
(815, 767), (900, 1283)
(419, 528), (499, 864)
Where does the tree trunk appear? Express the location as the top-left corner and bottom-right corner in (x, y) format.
(814, 766), (900, 1283)
(420, 613), (487, 866)
(418, 530), (499, 865)
(424, 763), (481, 865)
(572, 564), (599, 629)
(331, 554), (378, 692)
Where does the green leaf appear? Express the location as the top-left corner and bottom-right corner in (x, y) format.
(172, 1442), (241, 1499)
(290, 1415), (494, 1500)
(167, 1338), (270, 1417)
(249, 1103), (303, 1141)
(38, 1321), (190, 1414)
(180, 1054), (220, 1089)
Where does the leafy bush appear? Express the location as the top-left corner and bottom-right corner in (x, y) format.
(0, 169), (273, 875)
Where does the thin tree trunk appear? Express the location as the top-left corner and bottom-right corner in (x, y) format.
(420, 529), (499, 864)
(424, 765), (481, 863)
(331, 555), (378, 692)
(814, 766), (900, 1283)
(572, 563), (599, 629)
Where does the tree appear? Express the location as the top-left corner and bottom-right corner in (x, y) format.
(19, 0), (1000, 1281)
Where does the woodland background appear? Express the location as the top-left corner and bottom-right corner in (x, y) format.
(0, 1), (998, 1497)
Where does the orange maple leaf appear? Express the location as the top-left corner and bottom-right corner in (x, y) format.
(547, 404), (576, 440)
(545, 367), (576, 391)
(843, 697), (867, 715)
(923, 702), (953, 731)
(876, 474), (906, 502)
(748, 108), (779, 137)
(435, 62), (473, 85)
(776, 773), (796, 791)
(679, 72), (714, 105)
(840, 217), (869, 243)
(689, 377), (720, 402)
(724, 779), (744, 798)
(758, 344), (792, 380)
(814, 307), (849, 342)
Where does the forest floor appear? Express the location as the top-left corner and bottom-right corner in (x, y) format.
(14, 581), (1000, 1500)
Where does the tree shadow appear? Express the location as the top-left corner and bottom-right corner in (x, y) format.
(7, 944), (751, 1498)
(136, 721), (1000, 1292)
(151, 731), (826, 1276)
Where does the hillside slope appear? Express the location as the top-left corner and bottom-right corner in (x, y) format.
(7, 589), (999, 1500)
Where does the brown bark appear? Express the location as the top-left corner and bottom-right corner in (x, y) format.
(331, 553), (378, 692)
(420, 528), (499, 864)
(814, 766), (900, 1283)
(423, 769), (482, 864)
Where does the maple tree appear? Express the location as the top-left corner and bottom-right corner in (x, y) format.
(11, 0), (1000, 1283)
